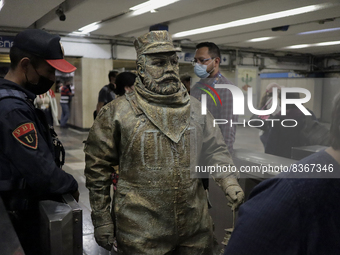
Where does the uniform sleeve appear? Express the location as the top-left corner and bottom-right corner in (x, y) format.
(224, 178), (301, 255)
(0, 107), (78, 195)
(84, 106), (119, 228)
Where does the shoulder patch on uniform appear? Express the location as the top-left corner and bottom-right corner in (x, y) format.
(12, 123), (38, 149)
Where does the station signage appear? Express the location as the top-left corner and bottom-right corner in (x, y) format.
(0, 36), (14, 48)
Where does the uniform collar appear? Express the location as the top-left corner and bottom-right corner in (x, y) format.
(0, 78), (36, 101)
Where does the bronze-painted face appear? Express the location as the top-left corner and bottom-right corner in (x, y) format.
(141, 52), (181, 95)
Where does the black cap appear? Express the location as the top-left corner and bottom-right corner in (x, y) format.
(13, 29), (76, 73)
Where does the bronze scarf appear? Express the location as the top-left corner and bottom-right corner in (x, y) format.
(134, 76), (190, 143)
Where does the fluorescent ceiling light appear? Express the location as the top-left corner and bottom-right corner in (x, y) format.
(285, 44), (311, 49)
(73, 21), (101, 35)
(247, 37), (275, 42)
(69, 32), (87, 36)
(298, 27), (340, 35)
(0, 0), (5, 11)
(79, 22), (101, 33)
(173, 3), (333, 38)
(285, 40), (340, 49)
(315, 41), (340, 46)
(130, 1), (155, 11)
(130, 0), (180, 16)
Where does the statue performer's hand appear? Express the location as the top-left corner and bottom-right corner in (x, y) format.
(94, 224), (115, 251)
(225, 185), (244, 211)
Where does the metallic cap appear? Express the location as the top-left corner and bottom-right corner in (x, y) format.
(134, 30), (180, 56)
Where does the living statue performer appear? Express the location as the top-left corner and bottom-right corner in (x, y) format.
(84, 30), (244, 255)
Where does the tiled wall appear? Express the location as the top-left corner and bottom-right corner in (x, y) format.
(82, 58), (113, 129)
(56, 57), (113, 129)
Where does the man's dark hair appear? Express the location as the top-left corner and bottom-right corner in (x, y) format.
(180, 74), (191, 83)
(330, 93), (340, 150)
(9, 46), (44, 70)
(114, 72), (137, 96)
(196, 42), (221, 59)
(108, 70), (119, 81)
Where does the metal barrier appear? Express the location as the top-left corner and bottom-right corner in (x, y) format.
(0, 196), (25, 255)
(291, 145), (328, 160)
(39, 194), (82, 255)
(233, 148), (297, 200)
(62, 194), (83, 255)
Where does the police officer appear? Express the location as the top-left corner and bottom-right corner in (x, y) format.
(0, 29), (79, 255)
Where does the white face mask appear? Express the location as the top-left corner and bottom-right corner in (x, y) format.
(194, 59), (215, 78)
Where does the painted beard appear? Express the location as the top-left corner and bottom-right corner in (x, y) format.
(144, 73), (181, 95)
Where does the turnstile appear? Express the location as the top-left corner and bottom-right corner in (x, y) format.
(39, 193), (82, 255)
(291, 145), (328, 160)
(234, 148), (297, 200)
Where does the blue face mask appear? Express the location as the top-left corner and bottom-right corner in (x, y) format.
(194, 59), (215, 78)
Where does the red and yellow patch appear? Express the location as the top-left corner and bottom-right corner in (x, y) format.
(12, 123), (38, 149)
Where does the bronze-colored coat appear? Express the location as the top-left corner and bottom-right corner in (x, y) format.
(84, 91), (238, 254)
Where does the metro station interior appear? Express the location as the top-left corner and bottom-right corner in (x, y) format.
(1, 0), (340, 254)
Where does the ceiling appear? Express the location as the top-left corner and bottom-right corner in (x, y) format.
(1, 0), (340, 56)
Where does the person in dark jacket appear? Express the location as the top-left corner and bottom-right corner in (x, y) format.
(265, 92), (311, 158)
(224, 92), (340, 255)
(95, 70), (119, 118)
(0, 29), (79, 255)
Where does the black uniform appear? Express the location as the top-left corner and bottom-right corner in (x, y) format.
(0, 78), (77, 196)
(0, 78), (78, 254)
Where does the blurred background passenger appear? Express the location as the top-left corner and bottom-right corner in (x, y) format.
(191, 42), (237, 156)
(113, 71), (137, 97)
(60, 81), (74, 128)
(55, 79), (62, 93)
(180, 73), (191, 94)
(34, 88), (59, 126)
(95, 70), (118, 119)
